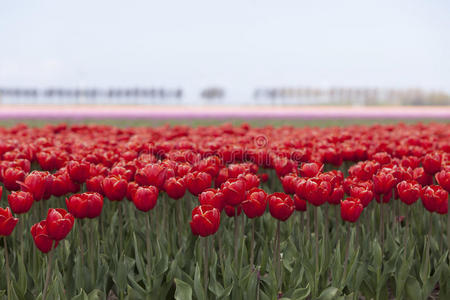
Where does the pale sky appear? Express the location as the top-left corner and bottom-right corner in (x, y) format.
(1, 0), (449, 101)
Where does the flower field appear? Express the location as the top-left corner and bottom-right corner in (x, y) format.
(0, 122), (449, 299)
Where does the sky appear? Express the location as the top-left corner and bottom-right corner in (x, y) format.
(0, 0), (449, 102)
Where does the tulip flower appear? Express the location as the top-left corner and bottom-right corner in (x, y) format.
(302, 177), (332, 206)
(132, 186), (159, 212)
(199, 188), (225, 211)
(0, 207), (18, 236)
(422, 152), (441, 175)
(30, 220), (58, 253)
(299, 162), (323, 178)
(86, 175), (105, 194)
(66, 192), (104, 219)
(185, 171), (212, 196)
(2, 167), (26, 191)
(421, 185), (448, 214)
(7, 191), (34, 214)
(102, 175), (128, 201)
(268, 192), (294, 221)
(397, 180), (421, 205)
(435, 169), (450, 192)
(340, 197), (364, 223)
(349, 183), (374, 208)
(67, 160), (91, 183)
(45, 208), (75, 241)
(189, 205), (220, 237)
(241, 188), (267, 218)
(164, 177), (186, 200)
(293, 194), (307, 211)
(373, 170), (396, 195)
(20, 171), (53, 202)
(135, 163), (168, 189)
(221, 178), (246, 206)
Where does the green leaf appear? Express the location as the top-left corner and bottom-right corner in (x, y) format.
(174, 279), (192, 300)
(290, 284), (310, 300)
(194, 264), (206, 300)
(316, 287), (339, 300)
(419, 237), (430, 286)
(405, 277), (422, 300)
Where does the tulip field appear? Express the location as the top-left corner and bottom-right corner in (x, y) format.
(0, 121), (449, 300)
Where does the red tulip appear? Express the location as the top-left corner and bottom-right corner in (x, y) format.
(31, 220), (58, 253)
(241, 188), (267, 218)
(102, 175), (128, 201)
(397, 180), (421, 205)
(273, 157), (297, 177)
(126, 181), (139, 202)
(328, 184), (344, 205)
(340, 197), (363, 223)
(413, 167), (433, 186)
(199, 188), (225, 211)
(190, 205), (220, 237)
(303, 178), (332, 206)
(132, 186), (159, 212)
(0, 207), (18, 236)
(2, 167), (26, 191)
(281, 174), (298, 194)
(67, 160), (90, 183)
(185, 171), (212, 196)
(20, 171), (53, 202)
(268, 192), (294, 221)
(52, 172), (79, 197)
(164, 177), (186, 200)
(293, 194), (307, 211)
(422, 152), (441, 175)
(373, 170), (396, 195)
(435, 169), (450, 192)
(86, 175), (104, 194)
(135, 164), (168, 189)
(349, 183), (374, 207)
(46, 208), (75, 241)
(66, 192), (104, 219)
(299, 162), (323, 178)
(421, 185), (448, 214)
(8, 191), (34, 214)
(238, 173), (260, 190)
(221, 178), (246, 206)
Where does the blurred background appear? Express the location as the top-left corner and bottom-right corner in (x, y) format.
(0, 0), (449, 120)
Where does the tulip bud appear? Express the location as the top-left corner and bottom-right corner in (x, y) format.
(31, 220), (58, 253)
(268, 192), (294, 221)
(8, 191), (34, 214)
(397, 180), (421, 205)
(340, 197), (363, 223)
(0, 207), (18, 236)
(190, 205), (220, 237)
(132, 186), (159, 212)
(46, 208), (74, 241)
(241, 188), (267, 218)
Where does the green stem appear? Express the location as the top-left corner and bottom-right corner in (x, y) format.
(204, 237), (209, 297)
(276, 220), (281, 292)
(78, 222), (85, 267)
(3, 237), (11, 300)
(145, 214), (152, 284)
(42, 243), (55, 300)
(379, 200), (384, 253)
(233, 213), (240, 269)
(118, 203), (124, 254)
(341, 228), (351, 286)
(250, 220), (255, 268)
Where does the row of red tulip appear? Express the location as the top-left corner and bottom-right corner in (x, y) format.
(1, 123), (448, 245)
